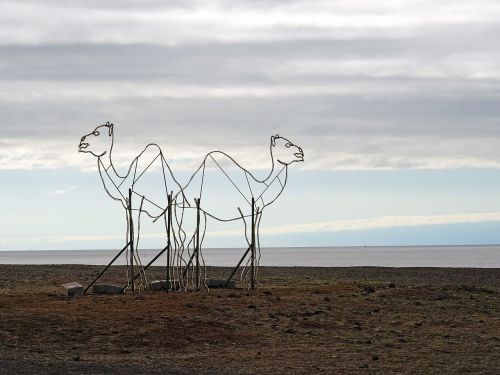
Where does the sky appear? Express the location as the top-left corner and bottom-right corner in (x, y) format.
(1, 0), (500, 250)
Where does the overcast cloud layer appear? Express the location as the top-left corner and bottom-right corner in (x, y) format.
(1, 0), (500, 170)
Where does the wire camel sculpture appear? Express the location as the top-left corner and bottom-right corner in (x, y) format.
(172, 134), (304, 287)
(79, 122), (304, 292)
(79, 122), (188, 291)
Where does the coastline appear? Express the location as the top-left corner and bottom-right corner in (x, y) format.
(0, 265), (499, 374)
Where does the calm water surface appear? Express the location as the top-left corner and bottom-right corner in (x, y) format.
(0, 246), (499, 267)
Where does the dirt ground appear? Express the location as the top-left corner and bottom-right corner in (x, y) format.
(0, 265), (499, 374)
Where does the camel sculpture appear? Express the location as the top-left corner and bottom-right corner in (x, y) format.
(78, 122), (185, 290)
(79, 123), (304, 290)
(173, 134), (304, 286)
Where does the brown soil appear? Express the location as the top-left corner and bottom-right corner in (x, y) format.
(0, 265), (499, 374)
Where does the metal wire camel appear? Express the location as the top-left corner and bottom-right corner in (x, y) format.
(79, 122), (304, 291)
(172, 134), (304, 288)
(79, 122), (186, 291)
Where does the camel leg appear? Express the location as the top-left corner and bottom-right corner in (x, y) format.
(183, 207), (207, 289)
(240, 209), (263, 288)
(255, 211), (263, 287)
(240, 214), (252, 286)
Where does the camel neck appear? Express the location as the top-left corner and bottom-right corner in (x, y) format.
(98, 150), (113, 172)
(97, 151), (126, 203)
(265, 162), (286, 185)
(255, 163), (288, 207)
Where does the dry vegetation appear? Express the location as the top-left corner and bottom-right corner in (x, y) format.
(0, 265), (499, 374)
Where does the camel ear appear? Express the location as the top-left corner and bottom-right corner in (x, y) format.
(107, 122), (114, 136)
(271, 135), (276, 146)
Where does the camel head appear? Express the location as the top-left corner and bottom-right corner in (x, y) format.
(79, 122), (114, 157)
(270, 134), (304, 166)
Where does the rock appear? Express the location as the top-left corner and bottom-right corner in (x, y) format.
(150, 280), (180, 291)
(60, 282), (83, 297)
(364, 285), (376, 293)
(206, 279), (235, 288)
(92, 284), (123, 294)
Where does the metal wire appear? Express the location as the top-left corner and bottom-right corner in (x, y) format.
(80, 122), (304, 290)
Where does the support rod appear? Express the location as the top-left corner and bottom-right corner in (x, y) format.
(122, 192), (174, 291)
(121, 242), (170, 291)
(251, 197), (255, 290)
(224, 245), (252, 287)
(84, 242), (130, 294)
(182, 247), (197, 280)
(166, 192), (172, 283)
(195, 198), (201, 288)
(128, 188), (134, 293)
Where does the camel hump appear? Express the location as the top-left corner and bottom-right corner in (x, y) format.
(130, 143), (180, 217)
(142, 143), (162, 155)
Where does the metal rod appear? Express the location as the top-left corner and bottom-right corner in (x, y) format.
(128, 188), (134, 293)
(84, 242), (130, 294)
(251, 197), (255, 290)
(224, 245), (252, 287)
(195, 198), (201, 288)
(166, 192), (172, 283)
(121, 242), (170, 291)
(182, 248), (197, 280)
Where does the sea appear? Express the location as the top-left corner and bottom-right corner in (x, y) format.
(0, 245), (499, 268)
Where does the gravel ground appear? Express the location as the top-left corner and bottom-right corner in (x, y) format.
(0, 265), (499, 374)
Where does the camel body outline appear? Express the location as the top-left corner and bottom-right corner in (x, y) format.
(79, 122), (304, 289)
(173, 134), (304, 285)
(79, 122), (186, 290)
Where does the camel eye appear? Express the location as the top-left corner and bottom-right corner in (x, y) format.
(94, 131), (100, 136)
(285, 143), (291, 148)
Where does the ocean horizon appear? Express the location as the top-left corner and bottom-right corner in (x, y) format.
(0, 245), (499, 268)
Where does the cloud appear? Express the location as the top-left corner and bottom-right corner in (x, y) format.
(46, 186), (78, 195)
(208, 212), (500, 236)
(1, 1), (500, 171)
(3, 211), (500, 246)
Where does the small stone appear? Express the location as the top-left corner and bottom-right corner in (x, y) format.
(92, 284), (123, 294)
(60, 282), (84, 297)
(150, 280), (179, 291)
(364, 286), (375, 293)
(206, 279), (235, 288)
